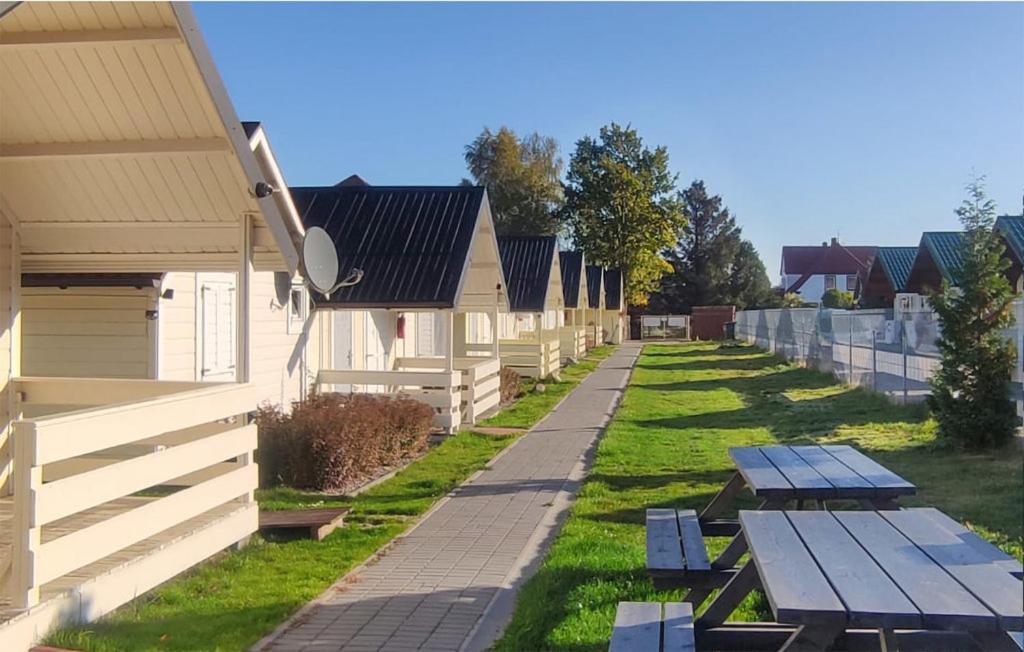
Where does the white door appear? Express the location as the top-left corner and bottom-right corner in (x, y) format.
(416, 312), (435, 357)
(332, 311), (353, 392)
(199, 278), (236, 381)
(364, 311), (389, 392)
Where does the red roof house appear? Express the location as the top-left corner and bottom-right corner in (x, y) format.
(781, 238), (877, 302)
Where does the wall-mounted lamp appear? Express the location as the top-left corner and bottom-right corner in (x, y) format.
(161, 288), (175, 300)
(145, 310), (159, 321)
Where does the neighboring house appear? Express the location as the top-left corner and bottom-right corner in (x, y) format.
(996, 214), (1024, 292)
(904, 232), (965, 294)
(859, 246), (918, 308)
(558, 250), (589, 361)
(585, 265), (606, 347)
(0, 2), (309, 649)
(496, 236), (564, 378)
(603, 268), (627, 344)
(781, 238), (876, 303)
(289, 183), (508, 430)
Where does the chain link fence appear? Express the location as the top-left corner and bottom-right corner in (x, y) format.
(735, 303), (1024, 413)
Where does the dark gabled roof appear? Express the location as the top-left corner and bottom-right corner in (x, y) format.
(996, 215), (1024, 262)
(241, 121), (261, 139)
(920, 231), (965, 284)
(559, 250), (584, 308)
(336, 174), (369, 188)
(497, 235), (557, 312)
(604, 268), (623, 310)
(290, 185), (485, 308)
(871, 247), (918, 293)
(586, 265), (604, 307)
(21, 273), (163, 288)
(785, 240), (876, 292)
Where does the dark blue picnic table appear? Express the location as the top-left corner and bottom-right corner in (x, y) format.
(694, 508), (1023, 651)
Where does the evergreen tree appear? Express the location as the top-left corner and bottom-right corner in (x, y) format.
(463, 126), (563, 236)
(655, 179), (745, 309)
(728, 240), (775, 308)
(928, 179), (1018, 449)
(561, 123), (684, 306)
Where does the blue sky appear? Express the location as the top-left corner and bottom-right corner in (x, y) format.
(195, 1), (1023, 282)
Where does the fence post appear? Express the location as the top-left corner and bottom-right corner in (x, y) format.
(871, 330), (877, 391)
(11, 422), (41, 609)
(901, 320), (909, 405)
(848, 319), (854, 385)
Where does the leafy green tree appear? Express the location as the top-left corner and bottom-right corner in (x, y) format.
(561, 123), (684, 306)
(928, 179), (1018, 449)
(821, 288), (855, 309)
(728, 240), (775, 308)
(463, 126), (563, 235)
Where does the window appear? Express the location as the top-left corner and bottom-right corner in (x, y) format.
(287, 284), (306, 334)
(824, 274), (836, 290)
(846, 275), (859, 291)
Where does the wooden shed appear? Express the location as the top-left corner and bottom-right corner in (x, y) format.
(290, 184), (508, 430)
(0, 2), (309, 648)
(496, 236), (564, 378)
(558, 251), (588, 361)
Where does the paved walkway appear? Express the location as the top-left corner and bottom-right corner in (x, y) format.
(258, 343), (641, 652)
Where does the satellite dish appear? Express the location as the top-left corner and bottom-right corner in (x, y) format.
(302, 227), (340, 294)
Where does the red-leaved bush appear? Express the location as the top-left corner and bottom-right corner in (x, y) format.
(256, 393), (434, 491)
(499, 366), (523, 404)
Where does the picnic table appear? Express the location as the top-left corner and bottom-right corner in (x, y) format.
(647, 445), (917, 598)
(693, 508), (1024, 651)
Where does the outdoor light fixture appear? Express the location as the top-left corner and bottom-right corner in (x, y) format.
(253, 181), (277, 199)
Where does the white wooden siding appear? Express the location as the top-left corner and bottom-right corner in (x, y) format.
(157, 273), (198, 381)
(20, 287), (155, 379)
(247, 271), (304, 409)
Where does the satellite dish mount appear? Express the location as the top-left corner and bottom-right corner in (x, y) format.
(301, 226), (363, 299)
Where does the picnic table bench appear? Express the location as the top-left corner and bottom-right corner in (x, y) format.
(692, 508), (1024, 651)
(647, 445), (918, 595)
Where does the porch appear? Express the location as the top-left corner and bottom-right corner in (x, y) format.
(315, 357), (502, 432)
(0, 378), (258, 649)
(472, 330), (561, 379)
(559, 325), (587, 362)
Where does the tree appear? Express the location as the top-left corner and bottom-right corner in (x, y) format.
(659, 180), (741, 308)
(561, 123), (684, 306)
(928, 179), (1017, 449)
(821, 288), (855, 309)
(728, 240), (775, 308)
(462, 126), (563, 235)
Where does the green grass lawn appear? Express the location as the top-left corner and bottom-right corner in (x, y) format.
(494, 341), (1024, 651)
(48, 346), (617, 652)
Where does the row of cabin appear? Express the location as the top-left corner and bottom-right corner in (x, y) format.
(0, 2), (625, 647)
(859, 214), (1024, 309)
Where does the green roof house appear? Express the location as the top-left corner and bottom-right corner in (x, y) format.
(996, 214), (1024, 291)
(860, 246), (918, 307)
(904, 232), (965, 294)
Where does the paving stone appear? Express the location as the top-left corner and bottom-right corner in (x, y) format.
(261, 345), (639, 651)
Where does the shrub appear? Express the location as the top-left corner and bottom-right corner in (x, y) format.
(821, 288), (855, 309)
(500, 366), (524, 404)
(256, 393), (434, 491)
(929, 179), (1017, 449)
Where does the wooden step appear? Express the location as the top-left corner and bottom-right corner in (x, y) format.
(258, 507), (350, 541)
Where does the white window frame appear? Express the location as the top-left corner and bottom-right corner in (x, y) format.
(824, 274), (837, 291)
(846, 274), (859, 291)
(287, 282), (307, 334)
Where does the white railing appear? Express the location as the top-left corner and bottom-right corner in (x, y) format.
(559, 326), (587, 361)
(393, 357), (502, 425)
(496, 334), (561, 378)
(9, 378), (259, 609)
(316, 368), (462, 432)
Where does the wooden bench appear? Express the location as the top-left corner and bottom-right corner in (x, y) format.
(610, 602), (694, 652)
(647, 508), (736, 590)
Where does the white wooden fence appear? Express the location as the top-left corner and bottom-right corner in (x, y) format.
(8, 378), (258, 610)
(317, 368), (463, 433)
(559, 326), (587, 362)
(393, 357), (501, 425)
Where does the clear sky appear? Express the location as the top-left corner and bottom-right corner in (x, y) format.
(194, 1), (1024, 283)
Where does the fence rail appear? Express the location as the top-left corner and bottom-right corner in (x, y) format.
(9, 378), (258, 609)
